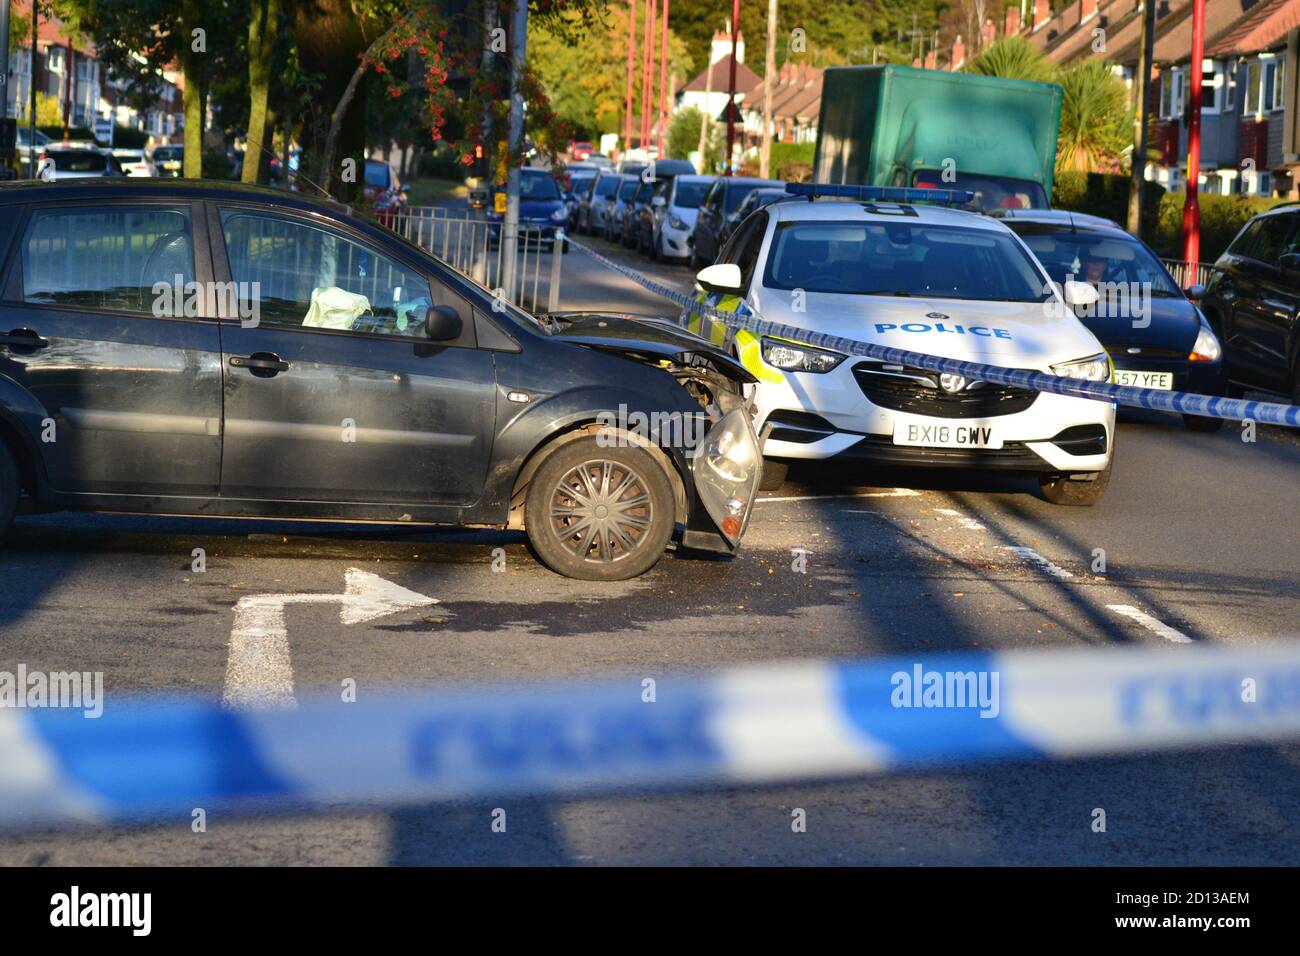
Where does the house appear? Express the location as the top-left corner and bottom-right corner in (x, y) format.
(676, 28), (763, 127)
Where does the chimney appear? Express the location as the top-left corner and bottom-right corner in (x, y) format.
(912, 56), (922, 67)
(952, 35), (966, 70)
(1080, 0), (1097, 21)
(1005, 5), (1021, 35)
(1032, 0), (1050, 31)
(981, 18), (997, 48)
(924, 49), (937, 70)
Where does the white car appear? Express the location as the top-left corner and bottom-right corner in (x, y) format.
(111, 148), (158, 177)
(648, 174), (713, 262)
(684, 185), (1117, 505)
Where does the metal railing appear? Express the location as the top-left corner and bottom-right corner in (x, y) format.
(383, 205), (563, 313)
(1162, 258), (1218, 288)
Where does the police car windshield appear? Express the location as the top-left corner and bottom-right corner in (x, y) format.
(1017, 229), (1184, 297)
(764, 220), (1052, 302)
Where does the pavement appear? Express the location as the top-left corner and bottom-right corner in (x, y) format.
(1, 223), (1298, 866)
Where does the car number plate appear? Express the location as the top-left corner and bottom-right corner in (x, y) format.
(892, 418), (1003, 449)
(1112, 369), (1173, 390)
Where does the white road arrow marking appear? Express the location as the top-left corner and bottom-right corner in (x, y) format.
(222, 568), (437, 710)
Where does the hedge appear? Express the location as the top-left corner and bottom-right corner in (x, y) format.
(770, 141), (814, 182)
(1051, 171), (1165, 239)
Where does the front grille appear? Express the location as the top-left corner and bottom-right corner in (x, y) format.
(852, 361), (1039, 418)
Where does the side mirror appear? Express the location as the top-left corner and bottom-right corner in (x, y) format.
(1278, 253), (1300, 273)
(1062, 280), (1100, 308)
(1185, 283), (1206, 300)
(424, 304), (462, 341)
(696, 262), (744, 295)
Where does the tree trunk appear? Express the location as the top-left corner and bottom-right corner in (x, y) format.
(243, 0), (281, 184)
(180, 0), (204, 178)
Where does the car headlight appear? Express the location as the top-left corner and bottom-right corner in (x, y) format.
(1051, 352), (1111, 382)
(693, 407), (762, 545)
(669, 215), (688, 230)
(1189, 324), (1222, 362)
(760, 337), (846, 373)
(551, 208), (567, 221)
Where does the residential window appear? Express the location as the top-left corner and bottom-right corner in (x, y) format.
(1245, 57), (1284, 115)
(1159, 69), (1185, 120)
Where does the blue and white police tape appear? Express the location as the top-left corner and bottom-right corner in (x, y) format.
(565, 236), (1300, 429)
(3, 644), (1299, 827)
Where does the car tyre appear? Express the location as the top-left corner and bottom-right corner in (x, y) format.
(525, 438), (676, 581)
(0, 440), (19, 540)
(758, 458), (788, 493)
(1183, 413), (1224, 433)
(1038, 454), (1113, 507)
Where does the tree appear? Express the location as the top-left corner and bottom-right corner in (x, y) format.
(964, 35), (1058, 83)
(242, 0), (281, 183)
(1057, 58), (1132, 173)
(667, 104), (720, 168)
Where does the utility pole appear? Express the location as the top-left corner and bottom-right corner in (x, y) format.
(759, 0), (776, 179)
(625, 0), (636, 155)
(695, 32), (713, 172)
(499, 0), (528, 303)
(29, 0), (37, 177)
(62, 45), (73, 142)
(640, 0), (655, 149)
(1126, 0), (1157, 236)
(1181, 0), (1206, 281)
(725, 0), (739, 175)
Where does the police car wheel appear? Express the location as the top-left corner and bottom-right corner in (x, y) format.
(0, 439), (19, 540)
(1183, 413), (1224, 433)
(525, 439), (676, 581)
(1038, 455), (1113, 507)
(758, 458), (788, 492)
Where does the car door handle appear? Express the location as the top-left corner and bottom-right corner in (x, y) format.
(230, 352), (290, 375)
(0, 328), (49, 351)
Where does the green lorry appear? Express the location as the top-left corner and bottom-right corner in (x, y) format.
(812, 65), (1063, 211)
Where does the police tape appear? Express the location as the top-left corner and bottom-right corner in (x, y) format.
(2, 644), (1299, 827)
(564, 236), (1300, 429)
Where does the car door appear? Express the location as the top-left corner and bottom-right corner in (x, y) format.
(1225, 213), (1296, 391)
(210, 204), (497, 508)
(0, 199), (223, 497)
(697, 180), (724, 261)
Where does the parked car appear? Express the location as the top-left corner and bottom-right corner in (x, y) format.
(637, 174), (713, 262)
(571, 141), (595, 161)
(1001, 210), (1225, 432)
(561, 168), (598, 230)
(691, 176), (782, 267)
(0, 180), (761, 580)
(487, 167), (570, 251)
(111, 149), (159, 178)
(1200, 204), (1300, 404)
(721, 187), (789, 246)
(150, 145), (184, 176)
(363, 159), (406, 224)
(685, 184), (1116, 505)
(577, 171), (622, 235)
(41, 146), (123, 180)
(621, 178), (656, 247)
(15, 128), (49, 178)
(605, 175), (640, 241)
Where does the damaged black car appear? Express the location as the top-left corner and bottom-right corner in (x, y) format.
(0, 181), (762, 580)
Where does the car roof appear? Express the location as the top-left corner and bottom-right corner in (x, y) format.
(991, 208), (1124, 231)
(674, 175), (713, 184)
(0, 178), (352, 216)
(767, 196), (1010, 233)
(723, 177), (782, 190)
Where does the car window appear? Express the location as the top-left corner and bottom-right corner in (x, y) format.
(719, 212), (768, 289)
(219, 209), (434, 337)
(49, 151), (108, 173)
(520, 172), (562, 201)
(724, 183), (767, 214)
(20, 205), (194, 313)
(672, 180), (710, 208)
(1018, 230), (1183, 296)
(703, 180), (722, 211)
(1249, 214), (1296, 265)
(596, 175), (621, 198)
(763, 220), (1050, 302)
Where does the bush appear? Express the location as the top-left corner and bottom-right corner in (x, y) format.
(770, 141), (814, 182)
(416, 148), (466, 182)
(1150, 192), (1286, 261)
(202, 149), (234, 180)
(1052, 170), (1165, 239)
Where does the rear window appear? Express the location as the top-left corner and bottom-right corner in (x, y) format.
(725, 183), (768, 214)
(50, 151), (107, 172)
(763, 220), (1050, 302)
(153, 147), (182, 162)
(673, 181), (710, 208)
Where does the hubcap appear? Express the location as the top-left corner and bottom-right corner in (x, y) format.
(549, 459), (653, 564)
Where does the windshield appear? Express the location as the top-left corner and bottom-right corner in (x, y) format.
(153, 147), (182, 161)
(673, 181), (710, 208)
(912, 170), (1049, 212)
(618, 179), (639, 200)
(51, 152), (108, 172)
(763, 220), (1051, 302)
(1017, 229), (1183, 296)
(596, 175), (621, 198)
(568, 174), (595, 195)
(520, 171), (562, 201)
(725, 182), (769, 214)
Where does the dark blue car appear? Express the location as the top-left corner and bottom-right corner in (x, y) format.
(487, 168), (570, 252)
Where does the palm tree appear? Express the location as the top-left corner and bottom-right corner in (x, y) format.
(1057, 59), (1133, 173)
(964, 36), (1058, 84)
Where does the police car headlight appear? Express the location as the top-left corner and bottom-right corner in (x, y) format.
(1189, 325), (1222, 362)
(1051, 352), (1111, 382)
(693, 407), (761, 545)
(761, 337), (846, 373)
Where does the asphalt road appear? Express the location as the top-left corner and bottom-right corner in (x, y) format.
(1, 227), (1298, 866)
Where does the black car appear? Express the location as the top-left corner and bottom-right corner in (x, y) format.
(0, 180), (762, 580)
(1002, 211), (1226, 432)
(721, 187), (789, 246)
(1200, 204), (1300, 403)
(621, 179), (656, 248)
(691, 176), (782, 267)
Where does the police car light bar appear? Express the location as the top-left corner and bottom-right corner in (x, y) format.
(785, 183), (976, 206)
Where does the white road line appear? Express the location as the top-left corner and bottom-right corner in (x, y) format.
(934, 508), (986, 531)
(1003, 546), (1076, 580)
(1106, 604), (1194, 644)
(759, 489), (921, 504)
(223, 569), (437, 709)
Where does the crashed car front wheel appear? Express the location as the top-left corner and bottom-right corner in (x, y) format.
(525, 438), (676, 580)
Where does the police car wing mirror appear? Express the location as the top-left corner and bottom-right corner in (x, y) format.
(1062, 280), (1100, 308)
(696, 263), (744, 295)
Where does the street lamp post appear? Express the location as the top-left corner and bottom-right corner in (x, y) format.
(1181, 0), (1206, 282)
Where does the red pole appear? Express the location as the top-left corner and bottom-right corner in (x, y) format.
(1181, 0), (1206, 282)
(625, 0), (637, 155)
(725, 1), (740, 175)
(656, 0), (670, 155)
(641, 0), (656, 148)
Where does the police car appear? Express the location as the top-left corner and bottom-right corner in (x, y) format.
(684, 184), (1117, 505)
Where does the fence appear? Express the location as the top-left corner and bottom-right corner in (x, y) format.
(383, 205), (563, 313)
(1162, 258), (1218, 288)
